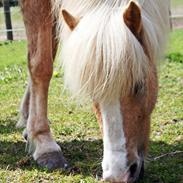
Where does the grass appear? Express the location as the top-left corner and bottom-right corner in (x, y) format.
(0, 30), (183, 183)
(171, 0), (183, 8)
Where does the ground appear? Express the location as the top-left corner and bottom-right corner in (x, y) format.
(0, 26), (183, 182)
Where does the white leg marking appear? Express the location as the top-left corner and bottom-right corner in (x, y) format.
(100, 100), (127, 182)
(33, 134), (61, 160)
(26, 118), (61, 160)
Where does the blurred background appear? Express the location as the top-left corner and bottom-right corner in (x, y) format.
(0, 0), (183, 41)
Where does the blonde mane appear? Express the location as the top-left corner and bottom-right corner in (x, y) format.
(52, 0), (170, 103)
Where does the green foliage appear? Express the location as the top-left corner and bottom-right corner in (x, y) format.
(166, 52), (183, 63)
(0, 30), (183, 182)
(167, 30), (183, 56)
(0, 41), (27, 69)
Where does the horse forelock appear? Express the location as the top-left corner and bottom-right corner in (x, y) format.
(52, 0), (170, 104)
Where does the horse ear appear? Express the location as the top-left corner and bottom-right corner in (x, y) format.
(62, 9), (79, 30)
(123, 1), (142, 36)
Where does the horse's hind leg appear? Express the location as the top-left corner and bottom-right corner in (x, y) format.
(17, 83), (30, 128)
(19, 0), (67, 169)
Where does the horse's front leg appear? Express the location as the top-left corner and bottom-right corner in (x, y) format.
(27, 26), (67, 169)
(18, 0), (67, 170)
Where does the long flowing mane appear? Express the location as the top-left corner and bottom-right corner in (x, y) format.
(52, 0), (170, 103)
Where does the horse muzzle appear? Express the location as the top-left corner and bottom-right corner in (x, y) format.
(104, 158), (144, 183)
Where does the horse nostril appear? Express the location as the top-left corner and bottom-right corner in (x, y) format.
(139, 160), (144, 180)
(129, 162), (138, 178)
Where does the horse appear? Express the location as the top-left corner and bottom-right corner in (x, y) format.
(17, 0), (170, 182)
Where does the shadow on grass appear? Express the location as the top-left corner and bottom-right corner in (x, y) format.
(0, 136), (182, 183)
(0, 119), (19, 134)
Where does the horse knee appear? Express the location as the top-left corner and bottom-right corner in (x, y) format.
(28, 55), (53, 83)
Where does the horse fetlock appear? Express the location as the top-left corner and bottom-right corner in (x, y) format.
(29, 133), (60, 159)
(24, 131), (67, 170)
(26, 118), (50, 138)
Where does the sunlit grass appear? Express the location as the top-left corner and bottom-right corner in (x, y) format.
(0, 30), (183, 183)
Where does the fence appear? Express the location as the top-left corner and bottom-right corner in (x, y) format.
(0, 2), (183, 41)
(0, 1), (26, 41)
(0, 0), (18, 7)
(171, 15), (183, 29)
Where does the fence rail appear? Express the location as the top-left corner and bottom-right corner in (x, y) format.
(0, 28), (24, 32)
(172, 15), (183, 18)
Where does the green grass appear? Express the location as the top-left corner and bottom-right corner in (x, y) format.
(171, 0), (183, 8)
(0, 41), (26, 69)
(0, 30), (183, 183)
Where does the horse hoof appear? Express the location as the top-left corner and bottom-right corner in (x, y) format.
(36, 151), (69, 170)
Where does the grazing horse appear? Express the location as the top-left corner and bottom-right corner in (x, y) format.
(18, 0), (170, 182)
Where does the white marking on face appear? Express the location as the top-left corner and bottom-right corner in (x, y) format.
(100, 100), (127, 182)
